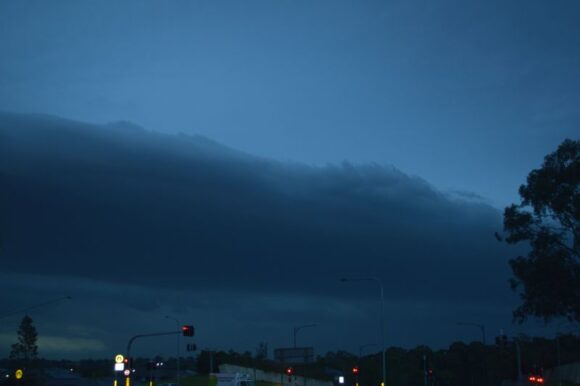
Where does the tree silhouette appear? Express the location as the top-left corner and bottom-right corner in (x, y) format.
(9, 315), (39, 361)
(501, 139), (579, 323)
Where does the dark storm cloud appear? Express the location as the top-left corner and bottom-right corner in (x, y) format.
(0, 113), (512, 308)
(1, 0), (578, 210)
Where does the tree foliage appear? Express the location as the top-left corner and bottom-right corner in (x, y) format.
(502, 139), (579, 323)
(9, 315), (39, 361)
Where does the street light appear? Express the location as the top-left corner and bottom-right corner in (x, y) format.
(165, 315), (181, 386)
(341, 277), (386, 386)
(359, 343), (378, 359)
(457, 322), (487, 386)
(293, 324), (317, 348)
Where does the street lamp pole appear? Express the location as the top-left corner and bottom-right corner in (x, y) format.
(359, 343), (377, 359)
(341, 277), (386, 386)
(166, 316), (181, 386)
(457, 322), (487, 386)
(293, 324), (317, 348)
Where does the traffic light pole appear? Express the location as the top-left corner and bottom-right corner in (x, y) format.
(126, 330), (182, 362)
(125, 330), (183, 386)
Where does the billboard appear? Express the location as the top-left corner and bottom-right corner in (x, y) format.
(274, 347), (314, 364)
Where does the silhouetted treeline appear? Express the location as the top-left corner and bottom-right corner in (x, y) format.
(1, 334), (579, 386)
(196, 334), (580, 386)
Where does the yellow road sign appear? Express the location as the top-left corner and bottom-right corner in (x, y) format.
(15, 369), (23, 380)
(115, 354), (124, 364)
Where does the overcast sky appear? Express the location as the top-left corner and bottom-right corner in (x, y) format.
(0, 0), (578, 360)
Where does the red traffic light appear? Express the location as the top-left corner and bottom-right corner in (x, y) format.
(182, 325), (194, 337)
(286, 367), (293, 375)
(352, 367), (359, 375)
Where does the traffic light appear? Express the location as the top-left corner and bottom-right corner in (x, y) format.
(286, 367), (293, 382)
(352, 367), (359, 376)
(182, 325), (194, 337)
